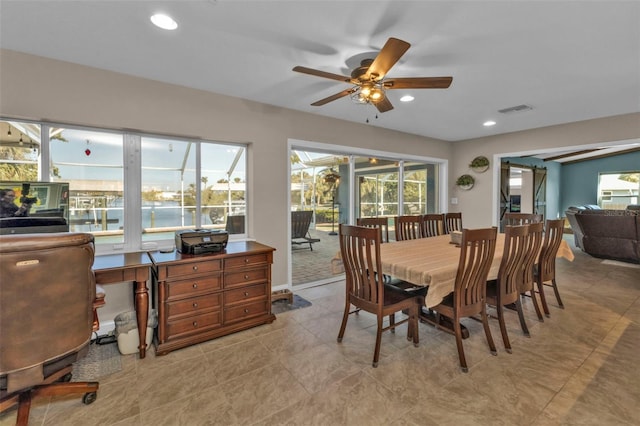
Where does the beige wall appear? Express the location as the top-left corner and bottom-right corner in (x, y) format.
(0, 49), (451, 290)
(449, 113), (640, 229)
(2, 49), (639, 288)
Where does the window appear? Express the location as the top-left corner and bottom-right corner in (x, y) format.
(50, 127), (125, 245)
(141, 137), (247, 241)
(1, 118), (248, 253)
(598, 172), (639, 209)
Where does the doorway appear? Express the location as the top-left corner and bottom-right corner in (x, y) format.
(500, 162), (547, 228)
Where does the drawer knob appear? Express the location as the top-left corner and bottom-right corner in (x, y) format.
(244, 309), (250, 313)
(244, 258), (249, 263)
(193, 321), (198, 327)
(193, 302), (198, 308)
(244, 274), (250, 280)
(244, 291), (250, 296)
(192, 265), (198, 271)
(192, 283), (198, 289)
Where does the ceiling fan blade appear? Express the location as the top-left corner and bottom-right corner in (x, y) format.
(384, 77), (453, 89)
(365, 37), (411, 81)
(375, 97), (394, 113)
(311, 88), (357, 106)
(293, 66), (351, 83)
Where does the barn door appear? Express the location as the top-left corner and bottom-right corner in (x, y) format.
(533, 167), (547, 221)
(499, 162), (511, 229)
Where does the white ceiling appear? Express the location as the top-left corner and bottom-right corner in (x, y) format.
(1, 0), (639, 147)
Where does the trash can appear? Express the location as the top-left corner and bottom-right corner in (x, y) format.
(114, 309), (157, 355)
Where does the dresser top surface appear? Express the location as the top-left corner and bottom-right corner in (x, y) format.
(148, 240), (274, 265)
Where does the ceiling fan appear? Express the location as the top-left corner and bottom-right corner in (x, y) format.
(293, 37), (452, 113)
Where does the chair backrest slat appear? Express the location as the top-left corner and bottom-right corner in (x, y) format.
(395, 215), (422, 241)
(521, 222), (544, 292)
(538, 219), (565, 281)
(454, 227), (497, 313)
(357, 217), (390, 243)
(340, 224), (383, 307)
(503, 212), (543, 226)
(498, 225), (529, 304)
(421, 214), (445, 237)
(445, 212), (463, 234)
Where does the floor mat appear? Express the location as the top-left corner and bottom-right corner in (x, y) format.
(72, 342), (122, 381)
(271, 294), (312, 315)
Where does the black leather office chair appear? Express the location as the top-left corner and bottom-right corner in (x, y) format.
(0, 233), (99, 425)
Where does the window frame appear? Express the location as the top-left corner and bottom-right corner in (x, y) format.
(1, 117), (249, 254)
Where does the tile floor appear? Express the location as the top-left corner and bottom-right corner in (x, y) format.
(2, 237), (639, 425)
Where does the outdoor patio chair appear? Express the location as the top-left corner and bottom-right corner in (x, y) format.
(291, 210), (320, 251)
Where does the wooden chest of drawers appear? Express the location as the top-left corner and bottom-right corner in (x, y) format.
(150, 241), (275, 355)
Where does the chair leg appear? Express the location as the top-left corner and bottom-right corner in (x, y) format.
(549, 278), (564, 308)
(496, 304), (512, 354)
(16, 392), (32, 426)
(481, 306), (497, 356)
(337, 301), (350, 342)
(389, 313), (395, 333)
(536, 279), (551, 317)
(515, 299), (531, 337)
(526, 290), (544, 322)
(453, 318), (468, 373)
(373, 317), (384, 368)
(412, 305), (420, 347)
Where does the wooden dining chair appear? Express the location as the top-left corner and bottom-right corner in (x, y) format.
(516, 221), (545, 330)
(395, 215), (422, 241)
(431, 227), (498, 372)
(421, 214), (445, 238)
(357, 217), (390, 243)
(444, 212), (463, 234)
(535, 218), (566, 316)
(485, 225), (528, 353)
(337, 224), (421, 367)
(503, 212), (543, 226)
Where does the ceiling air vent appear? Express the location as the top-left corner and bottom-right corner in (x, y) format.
(498, 104), (533, 114)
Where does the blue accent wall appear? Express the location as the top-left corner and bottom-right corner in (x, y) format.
(560, 150), (640, 212)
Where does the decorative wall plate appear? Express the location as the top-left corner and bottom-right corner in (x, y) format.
(470, 156), (490, 173)
(456, 174), (475, 190)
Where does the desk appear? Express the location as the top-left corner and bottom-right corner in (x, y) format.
(93, 252), (153, 359)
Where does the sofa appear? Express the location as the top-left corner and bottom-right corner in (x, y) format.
(565, 206), (640, 263)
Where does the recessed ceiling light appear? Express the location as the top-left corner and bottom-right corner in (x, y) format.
(400, 95), (414, 102)
(483, 120), (497, 127)
(150, 13), (178, 30)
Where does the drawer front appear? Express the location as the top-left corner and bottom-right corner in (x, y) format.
(224, 300), (269, 324)
(165, 259), (222, 278)
(166, 311), (222, 339)
(225, 253), (270, 270)
(224, 267), (268, 288)
(165, 275), (222, 300)
(166, 294), (222, 319)
(224, 283), (268, 305)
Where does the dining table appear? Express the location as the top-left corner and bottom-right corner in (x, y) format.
(377, 234), (574, 308)
(331, 232), (574, 338)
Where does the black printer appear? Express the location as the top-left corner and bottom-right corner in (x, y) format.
(175, 229), (228, 254)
